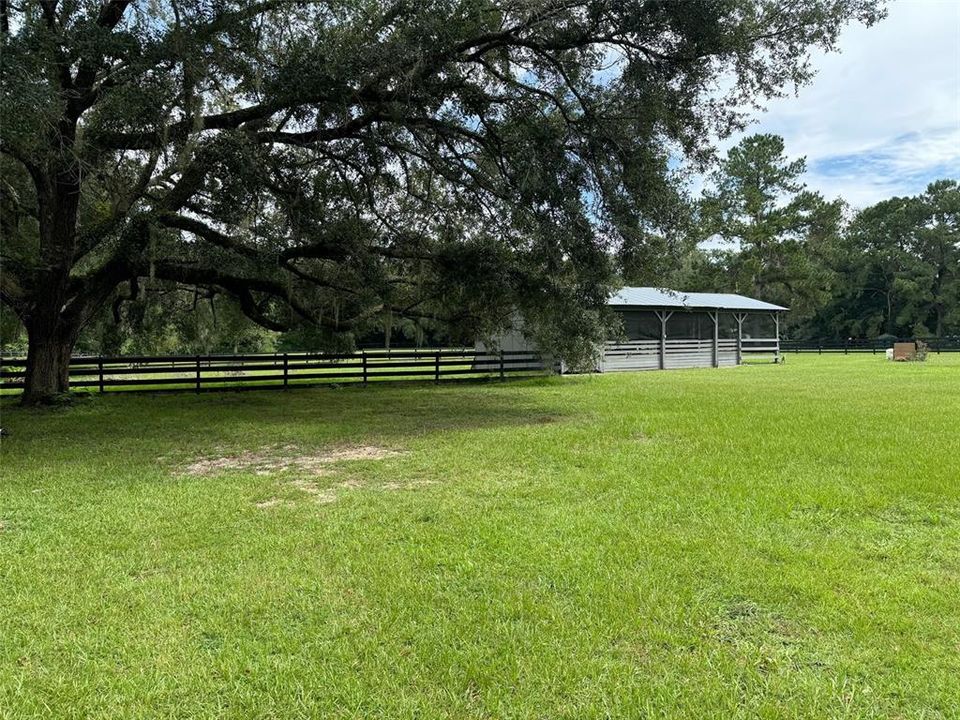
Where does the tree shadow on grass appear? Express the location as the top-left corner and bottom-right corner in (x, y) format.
(0, 377), (578, 464)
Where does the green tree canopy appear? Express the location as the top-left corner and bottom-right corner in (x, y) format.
(812, 180), (960, 338)
(0, 0), (883, 402)
(697, 133), (845, 332)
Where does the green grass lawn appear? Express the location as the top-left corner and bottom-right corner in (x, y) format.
(2, 355), (959, 719)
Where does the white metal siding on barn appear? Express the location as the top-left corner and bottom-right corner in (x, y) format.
(599, 339), (739, 372)
(473, 321), (547, 371)
(601, 341), (660, 371)
(476, 287), (785, 374)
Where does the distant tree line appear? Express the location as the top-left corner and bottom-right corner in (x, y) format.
(620, 134), (960, 340)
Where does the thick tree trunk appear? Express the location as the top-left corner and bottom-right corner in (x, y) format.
(22, 140), (83, 404)
(22, 321), (77, 405)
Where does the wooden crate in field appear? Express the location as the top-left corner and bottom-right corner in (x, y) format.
(893, 342), (916, 361)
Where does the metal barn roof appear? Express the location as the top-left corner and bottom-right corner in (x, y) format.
(609, 287), (788, 312)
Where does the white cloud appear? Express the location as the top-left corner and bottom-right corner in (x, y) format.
(726, 0), (960, 208)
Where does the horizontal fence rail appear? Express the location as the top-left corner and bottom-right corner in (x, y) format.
(0, 349), (547, 394)
(781, 337), (960, 354)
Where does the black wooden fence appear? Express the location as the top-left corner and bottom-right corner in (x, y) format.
(780, 337), (960, 354)
(0, 349), (546, 394)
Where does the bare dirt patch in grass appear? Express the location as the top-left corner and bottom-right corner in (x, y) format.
(176, 443), (413, 507)
(179, 444), (404, 478)
(176, 444), (421, 508)
(254, 498), (287, 509)
(272, 475), (435, 507)
(380, 479), (437, 491)
(289, 478), (338, 504)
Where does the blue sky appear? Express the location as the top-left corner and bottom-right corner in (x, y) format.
(724, 0), (959, 209)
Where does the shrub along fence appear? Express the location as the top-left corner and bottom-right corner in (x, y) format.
(781, 337), (960, 354)
(0, 349), (547, 395)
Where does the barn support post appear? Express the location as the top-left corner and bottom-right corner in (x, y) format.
(735, 313), (745, 365)
(710, 311), (719, 368)
(655, 310), (673, 370)
(772, 312), (781, 364)
(657, 311), (665, 370)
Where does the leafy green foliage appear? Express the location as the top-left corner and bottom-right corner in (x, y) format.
(657, 133), (957, 340)
(697, 134), (844, 332)
(0, 0), (885, 398)
(76, 286), (278, 356)
(809, 180), (960, 338)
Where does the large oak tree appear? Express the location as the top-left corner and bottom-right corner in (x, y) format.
(0, 0), (882, 403)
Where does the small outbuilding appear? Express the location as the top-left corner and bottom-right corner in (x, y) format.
(601, 287), (787, 371)
(479, 287), (787, 373)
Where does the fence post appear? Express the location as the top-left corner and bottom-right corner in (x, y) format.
(362, 352), (368, 386)
(283, 353), (288, 389)
(195, 355), (201, 393)
(499, 350), (505, 381)
(98, 358), (104, 393)
(435, 351), (440, 384)
(818, 343), (821, 355)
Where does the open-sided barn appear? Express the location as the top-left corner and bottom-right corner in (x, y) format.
(601, 287), (787, 371)
(479, 287), (787, 373)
